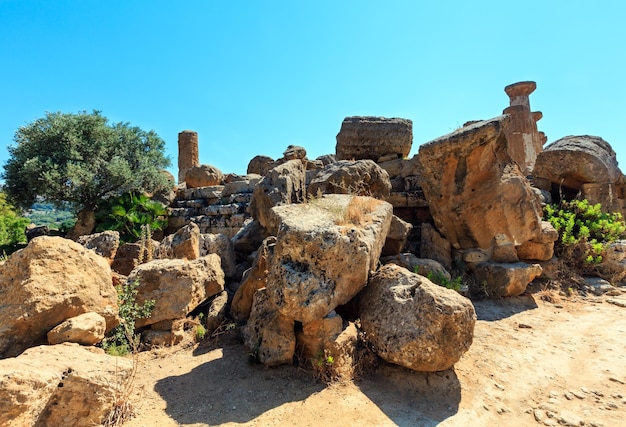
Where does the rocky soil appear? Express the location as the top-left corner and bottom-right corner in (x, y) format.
(123, 289), (626, 427)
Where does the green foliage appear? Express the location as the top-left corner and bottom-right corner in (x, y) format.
(0, 191), (29, 248)
(194, 324), (207, 341)
(95, 193), (167, 243)
(544, 199), (626, 268)
(421, 269), (462, 291)
(101, 280), (155, 356)
(2, 110), (171, 212)
(311, 349), (337, 383)
(25, 200), (75, 230)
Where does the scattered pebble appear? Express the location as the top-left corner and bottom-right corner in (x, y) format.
(607, 298), (626, 308)
(564, 391), (574, 400)
(609, 377), (625, 384)
(518, 323), (532, 329)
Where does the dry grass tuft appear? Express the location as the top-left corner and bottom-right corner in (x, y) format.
(336, 196), (381, 227)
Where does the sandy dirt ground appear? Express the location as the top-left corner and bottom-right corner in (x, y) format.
(122, 290), (626, 427)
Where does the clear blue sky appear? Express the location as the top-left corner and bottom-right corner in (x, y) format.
(1, 0), (624, 180)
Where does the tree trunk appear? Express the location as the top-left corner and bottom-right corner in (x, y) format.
(66, 208), (96, 241)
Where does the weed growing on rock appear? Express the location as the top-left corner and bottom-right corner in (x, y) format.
(311, 349), (337, 383)
(101, 280), (155, 356)
(424, 270), (463, 291)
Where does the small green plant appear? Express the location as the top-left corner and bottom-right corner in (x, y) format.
(419, 269), (462, 291)
(311, 349), (337, 383)
(544, 199), (626, 271)
(101, 280), (155, 356)
(194, 324), (206, 341)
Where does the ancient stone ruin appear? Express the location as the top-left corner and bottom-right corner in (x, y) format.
(2, 80), (626, 424)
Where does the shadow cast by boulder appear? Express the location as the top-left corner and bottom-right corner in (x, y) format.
(472, 294), (539, 321)
(357, 363), (462, 427)
(154, 344), (324, 425)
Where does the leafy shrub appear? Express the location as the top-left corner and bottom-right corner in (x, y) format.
(101, 280), (155, 356)
(425, 270), (462, 291)
(0, 192), (29, 250)
(95, 193), (167, 243)
(544, 199), (626, 270)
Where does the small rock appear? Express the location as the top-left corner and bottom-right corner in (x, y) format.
(558, 411), (584, 426)
(564, 391), (574, 400)
(518, 323), (532, 329)
(607, 298), (626, 308)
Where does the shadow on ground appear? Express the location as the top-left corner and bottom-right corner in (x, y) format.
(154, 338), (325, 425)
(357, 364), (462, 427)
(473, 293), (539, 321)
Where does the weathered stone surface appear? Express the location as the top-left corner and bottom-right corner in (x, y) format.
(184, 164), (224, 188)
(0, 237), (119, 358)
(502, 81), (545, 175)
(418, 116), (543, 257)
(221, 175), (262, 197)
(205, 290), (229, 333)
(336, 116), (413, 161)
(266, 194), (393, 323)
(47, 312), (106, 346)
(111, 240), (160, 276)
(382, 215), (412, 256)
(534, 135), (623, 190)
(307, 159), (392, 199)
(597, 240), (626, 283)
(472, 262), (543, 298)
(360, 264), (476, 372)
(178, 130), (200, 184)
(295, 311), (343, 360)
(26, 225), (49, 241)
(0, 343), (133, 427)
(247, 155), (276, 176)
(128, 255), (225, 328)
(159, 222), (200, 260)
(248, 159), (306, 231)
(78, 230), (120, 264)
(231, 219), (270, 260)
(242, 288), (295, 367)
(517, 221), (558, 261)
(282, 145), (307, 161)
(382, 253), (451, 281)
(420, 223), (452, 270)
(142, 328), (184, 347)
(231, 237), (276, 322)
(200, 233), (236, 279)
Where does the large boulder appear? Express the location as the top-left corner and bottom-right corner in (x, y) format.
(359, 264), (476, 372)
(533, 135), (626, 216)
(159, 222), (200, 260)
(307, 159), (392, 199)
(266, 194), (393, 324)
(248, 159), (306, 231)
(128, 255), (225, 328)
(516, 220), (558, 261)
(472, 262), (543, 297)
(0, 237), (119, 358)
(78, 230), (120, 264)
(247, 155), (276, 176)
(0, 343), (133, 427)
(418, 116), (543, 259)
(336, 116), (413, 161)
(47, 312), (106, 346)
(242, 288), (295, 367)
(184, 164), (224, 188)
(200, 233), (237, 279)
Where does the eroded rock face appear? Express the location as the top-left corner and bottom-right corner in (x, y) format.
(128, 255), (225, 328)
(307, 159), (392, 200)
(248, 159), (306, 231)
(533, 135), (626, 216)
(516, 221), (558, 261)
(184, 164), (224, 188)
(78, 230), (120, 264)
(472, 262), (543, 297)
(231, 236), (276, 322)
(0, 237), (119, 358)
(382, 215), (413, 256)
(359, 264), (476, 372)
(111, 240), (160, 276)
(159, 222), (200, 260)
(200, 233), (237, 279)
(336, 116), (413, 161)
(242, 288), (295, 367)
(0, 343), (133, 427)
(420, 223), (452, 270)
(266, 194), (393, 324)
(47, 312), (106, 346)
(418, 116), (543, 257)
(247, 155), (276, 176)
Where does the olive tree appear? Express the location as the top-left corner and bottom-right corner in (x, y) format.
(2, 111), (172, 237)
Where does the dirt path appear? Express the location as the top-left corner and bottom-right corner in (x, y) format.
(123, 292), (626, 427)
